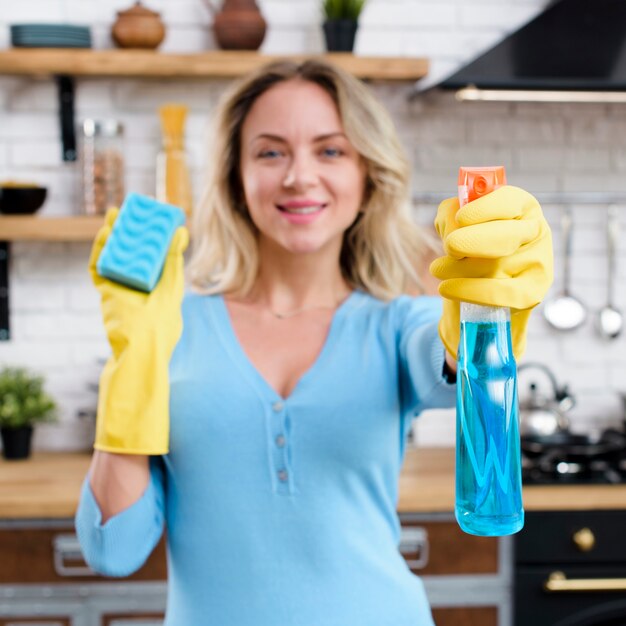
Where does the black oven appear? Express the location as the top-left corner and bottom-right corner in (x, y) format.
(515, 510), (626, 625)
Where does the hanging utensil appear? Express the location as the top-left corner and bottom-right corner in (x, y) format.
(543, 206), (587, 331)
(596, 205), (623, 339)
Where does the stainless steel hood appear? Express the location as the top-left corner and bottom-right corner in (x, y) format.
(438, 0), (626, 103)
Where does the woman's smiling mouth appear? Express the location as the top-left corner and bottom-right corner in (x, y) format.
(276, 199), (328, 215)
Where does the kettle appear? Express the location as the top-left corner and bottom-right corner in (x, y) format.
(518, 363), (575, 437)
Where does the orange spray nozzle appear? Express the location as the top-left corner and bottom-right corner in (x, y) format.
(458, 166), (507, 207)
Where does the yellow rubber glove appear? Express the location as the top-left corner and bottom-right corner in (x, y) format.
(89, 208), (189, 454)
(429, 185), (553, 360)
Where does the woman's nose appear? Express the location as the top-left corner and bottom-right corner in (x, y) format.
(282, 152), (318, 189)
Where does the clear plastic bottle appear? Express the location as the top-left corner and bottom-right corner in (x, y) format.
(455, 166), (524, 537)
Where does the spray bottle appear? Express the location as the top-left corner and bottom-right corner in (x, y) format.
(455, 166), (524, 537)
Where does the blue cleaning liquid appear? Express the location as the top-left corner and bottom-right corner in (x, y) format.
(456, 314), (524, 536)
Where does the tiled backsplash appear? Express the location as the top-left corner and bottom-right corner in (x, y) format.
(1, 0), (626, 450)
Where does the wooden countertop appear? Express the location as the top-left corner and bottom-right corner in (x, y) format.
(2, 448), (626, 519)
(397, 448), (626, 513)
(0, 452), (90, 519)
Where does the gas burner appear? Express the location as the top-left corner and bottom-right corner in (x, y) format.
(555, 461), (583, 475)
(522, 461), (626, 485)
(521, 428), (626, 485)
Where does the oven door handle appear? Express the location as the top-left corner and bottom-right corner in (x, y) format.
(544, 571), (626, 592)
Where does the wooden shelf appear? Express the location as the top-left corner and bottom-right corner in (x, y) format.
(0, 216), (102, 241)
(0, 49), (428, 81)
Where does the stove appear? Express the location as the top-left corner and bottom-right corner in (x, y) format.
(522, 456), (626, 485)
(517, 430), (626, 625)
(521, 428), (626, 485)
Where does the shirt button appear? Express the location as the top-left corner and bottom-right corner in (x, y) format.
(277, 469), (288, 482)
(275, 435), (286, 448)
(272, 401), (284, 412)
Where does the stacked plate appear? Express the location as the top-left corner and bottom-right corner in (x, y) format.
(10, 23), (92, 48)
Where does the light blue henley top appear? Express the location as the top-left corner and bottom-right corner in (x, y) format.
(76, 290), (456, 625)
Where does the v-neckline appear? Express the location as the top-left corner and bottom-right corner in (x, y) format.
(212, 291), (359, 402)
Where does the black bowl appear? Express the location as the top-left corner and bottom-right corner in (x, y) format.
(0, 186), (48, 214)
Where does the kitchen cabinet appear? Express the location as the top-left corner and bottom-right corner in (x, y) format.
(515, 510), (626, 626)
(0, 521), (167, 626)
(0, 517), (505, 626)
(399, 513), (510, 626)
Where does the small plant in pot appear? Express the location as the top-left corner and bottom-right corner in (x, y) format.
(322, 0), (367, 52)
(0, 367), (56, 461)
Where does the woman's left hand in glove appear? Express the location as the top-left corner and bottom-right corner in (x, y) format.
(429, 185), (554, 360)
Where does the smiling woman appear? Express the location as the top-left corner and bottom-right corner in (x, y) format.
(76, 53), (552, 626)
(76, 59), (461, 626)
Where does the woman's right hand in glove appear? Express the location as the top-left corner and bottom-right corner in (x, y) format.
(89, 208), (189, 455)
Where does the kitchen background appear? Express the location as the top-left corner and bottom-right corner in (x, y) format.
(1, 0), (625, 452)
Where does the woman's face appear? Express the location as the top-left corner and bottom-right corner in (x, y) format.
(239, 79), (367, 258)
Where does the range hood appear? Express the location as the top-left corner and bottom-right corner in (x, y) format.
(439, 0), (626, 103)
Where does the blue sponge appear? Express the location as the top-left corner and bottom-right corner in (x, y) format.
(96, 193), (186, 292)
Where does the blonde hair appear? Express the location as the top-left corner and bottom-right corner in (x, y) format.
(187, 59), (433, 300)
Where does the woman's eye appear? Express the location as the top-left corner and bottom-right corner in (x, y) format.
(258, 149), (283, 159)
(321, 147), (343, 158)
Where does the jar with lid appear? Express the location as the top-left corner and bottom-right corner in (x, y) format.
(80, 119), (125, 215)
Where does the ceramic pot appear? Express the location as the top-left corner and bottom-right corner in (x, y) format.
(205, 0), (267, 50)
(323, 19), (358, 52)
(112, 1), (166, 50)
(1, 426), (33, 461)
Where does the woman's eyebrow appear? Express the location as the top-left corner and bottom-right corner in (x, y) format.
(313, 132), (347, 141)
(250, 131), (347, 144)
(251, 133), (286, 144)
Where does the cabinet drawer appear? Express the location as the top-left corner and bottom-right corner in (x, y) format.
(0, 527), (166, 583)
(399, 519), (498, 575)
(432, 607), (498, 626)
(516, 510), (626, 565)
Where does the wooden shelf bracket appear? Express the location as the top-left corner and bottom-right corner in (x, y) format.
(0, 242), (9, 340)
(56, 75), (77, 162)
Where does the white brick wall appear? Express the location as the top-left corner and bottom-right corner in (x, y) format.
(2, 0), (626, 451)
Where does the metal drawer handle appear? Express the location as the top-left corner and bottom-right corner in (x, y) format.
(53, 533), (94, 577)
(6, 622), (67, 626)
(108, 622), (163, 626)
(545, 571), (626, 593)
(399, 526), (429, 569)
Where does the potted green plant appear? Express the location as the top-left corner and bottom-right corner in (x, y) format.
(0, 367), (56, 460)
(322, 0), (367, 52)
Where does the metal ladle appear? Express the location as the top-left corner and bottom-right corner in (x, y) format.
(596, 205), (623, 339)
(543, 206), (587, 331)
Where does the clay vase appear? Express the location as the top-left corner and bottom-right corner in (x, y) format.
(111, 1), (166, 50)
(205, 0), (267, 51)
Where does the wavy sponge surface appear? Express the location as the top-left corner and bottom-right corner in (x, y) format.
(96, 193), (186, 292)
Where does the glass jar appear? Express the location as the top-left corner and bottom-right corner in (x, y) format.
(80, 119), (125, 215)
